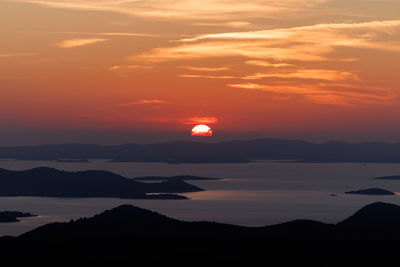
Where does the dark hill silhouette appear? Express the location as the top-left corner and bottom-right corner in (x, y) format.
(338, 202), (400, 229)
(2, 138), (400, 163)
(345, 188), (395, 195)
(337, 202), (400, 239)
(0, 167), (203, 199)
(2, 202), (400, 264)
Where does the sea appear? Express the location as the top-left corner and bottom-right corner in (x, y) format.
(2, 159), (400, 236)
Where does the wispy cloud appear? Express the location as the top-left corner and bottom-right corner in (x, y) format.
(135, 19), (400, 106)
(117, 99), (168, 107)
(228, 83), (397, 106)
(190, 21), (253, 28)
(180, 69), (358, 81)
(242, 70), (359, 81)
(24, 31), (157, 37)
(138, 19), (400, 63)
(13, 0), (327, 20)
(179, 20), (400, 42)
(180, 117), (218, 124)
(179, 74), (236, 79)
(136, 41), (330, 62)
(53, 38), (108, 48)
(180, 66), (229, 71)
(152, 116), (218, 125)
(0, 53), (39, 58)
(108, 65), (154, 71)
(245, 60), (294, 68)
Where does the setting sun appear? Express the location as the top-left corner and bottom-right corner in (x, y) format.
(191, 125), (212, 136)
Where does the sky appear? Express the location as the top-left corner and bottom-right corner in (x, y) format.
(1, 0), (400, 145)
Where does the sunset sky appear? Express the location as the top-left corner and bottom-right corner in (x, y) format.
(1, 0), (400, 145)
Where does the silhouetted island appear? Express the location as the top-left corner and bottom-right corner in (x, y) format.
(0, 211), (37, 223)
(1, 202), (400, 264)
(3, 139), (400, 163)
(375, 175), (400, 180)
(345, 188), (396, 195)
(56, 159), (89, 163)
(0, 167), (203, 199)
(132, 175), (221, 181)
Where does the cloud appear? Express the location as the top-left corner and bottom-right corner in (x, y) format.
(137, 41), (331, 62)
(228, 83), (397, 106)
(180, 66), (230, 71)
(245, 60), (294, 68)
(242, 70), (359, 81)
(179, 20), (400, 42)
(179, 74), (236, 79)
(179, 69), (358, 81)
(190, 21), (253, 28)
(24, 31), (158, 37)
(133, 18), (399, 107)
(0, 76), (48, 80)
(108, 65), (154, 71)
(302, 94), (356, 106)
(136, 20), (400, 64)
(137, 19), (400, 63)
(117, 100), (168, 106)
(180, 117), (218, 124)
(13, 0), (328, 21)
(53, 38), (108, 48)
(0, 53), (39, 58)
(152, 116), (218, 125)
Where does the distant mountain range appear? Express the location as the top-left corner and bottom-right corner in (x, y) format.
(1, 139), (400, 163)
(0, 167), (203, 199)
(1, 202), (400, 264)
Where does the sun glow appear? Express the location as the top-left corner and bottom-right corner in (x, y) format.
(191, 124), (212, 136)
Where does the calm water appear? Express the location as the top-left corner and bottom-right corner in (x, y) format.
(2, 160), (400, 236)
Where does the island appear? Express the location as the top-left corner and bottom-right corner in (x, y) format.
(375, 175), (400, 180)
(56, 159), (90, 163)
(345, 188), (396, 195)
(132, 175), (221, 181)
(0, 211), (37, 223)
(0, 167), (204, 199)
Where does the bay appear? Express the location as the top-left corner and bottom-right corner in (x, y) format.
(1, 160), (400, 236)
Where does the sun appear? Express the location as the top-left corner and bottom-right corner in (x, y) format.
(191, 124), (212, 136)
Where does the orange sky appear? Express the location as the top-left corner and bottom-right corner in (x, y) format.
(1, 0), (400, 144)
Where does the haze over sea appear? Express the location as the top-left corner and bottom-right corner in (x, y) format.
(2, 160), (400, 236)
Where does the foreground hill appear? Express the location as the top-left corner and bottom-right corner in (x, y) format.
(1, 202), (400, 264)
(2, 139), (400, 163)
(0, 167), (203, 199)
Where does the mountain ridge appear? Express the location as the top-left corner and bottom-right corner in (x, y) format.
(2, 202), (400, 264)
(2, 138), (400, 163)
